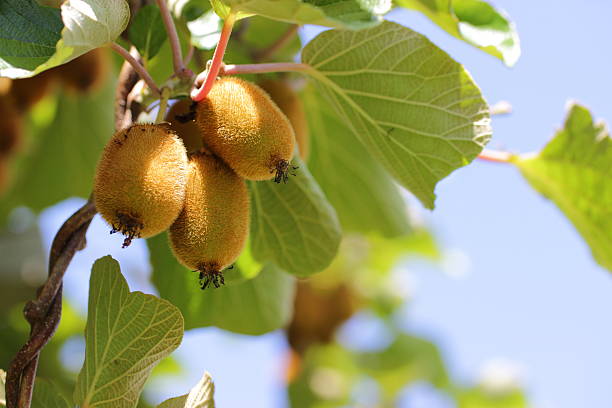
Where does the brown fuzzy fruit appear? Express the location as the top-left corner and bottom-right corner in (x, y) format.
(55, 48), (109, 93)
(165, 99), (204, 153)
(0, 95), (23, 157)
(195, 77), (296, 182)
(169, 152), (249, 289)
(258, 79), (309, 160)
(0, 78), (11, 95)
(10, 70), (55, 112)
(94, 123), (189, 247)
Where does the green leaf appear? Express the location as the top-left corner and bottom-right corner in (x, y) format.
(169, 0), (211, 20)
(31, 378), (71, 408)
(74, 256), (184, 408)
(129, 5), (167, 60)
(514, 104), (612, 271)
(302, 21), (491, 208)
(0, 0), (130, 78)
(304, 86), (411, 237)
(186, 10), (223, 50)
(0, 0), (63, 76)
(249, 158), (342, 277)
(0, 79), (114, 219)
(357, 334), (449, 397)
(157, 372), (215, 408)
(148, 233), (296, 335)
(213, 0), (390, 29)
(396, 0), (520, 66)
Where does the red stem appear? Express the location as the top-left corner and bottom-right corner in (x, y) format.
(477, 149), (514, 163)
(191, 14), (236, 101)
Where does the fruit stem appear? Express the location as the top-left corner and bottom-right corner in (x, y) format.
(191, 12), (237, 101)
(110, 42), (161, 95)
(156, 87), (171, 123)
(156, 0), (193, 79)
(477, 149), (515, 163)
(252, 24), (299, 62)
(221, 62), (311, 75)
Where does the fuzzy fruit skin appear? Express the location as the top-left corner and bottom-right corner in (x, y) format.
(258, 79), (309, 160)
(94, 123), (189, 245)
(169, 152), (249, 288)
(195, 77), (295, 181)
(165, 99), (204, 153)
(56, 48), (108, 93)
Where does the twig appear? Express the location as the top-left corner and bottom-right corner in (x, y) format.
(115, 47), (142, 131)
(221, 62), (311, 75)
(155, 87), (170, 123)
(110, 42), (161, 95)
(156, 0), (192, 79)
(252, 24), (299, 62)
(477, 149), (514, 163)
(191, 13), (236, 101)
(6, 201), (96, 408)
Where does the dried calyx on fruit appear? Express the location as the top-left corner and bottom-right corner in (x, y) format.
(94, 123), (189, 247)
(195, 77), (297, 183)
(165, 99), (204, 153)
(258, 78), (309, 160)
(169, 151), (249, 289)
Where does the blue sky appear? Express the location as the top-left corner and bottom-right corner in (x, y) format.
(36, 1), (612, 407)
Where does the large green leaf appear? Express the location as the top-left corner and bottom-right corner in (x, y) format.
(514, 104), (612, 271)
(304, 86), (411, 237)
(74, 256), (184, 408)
(302, 21), (491, 208)
(213, 0), (390, 29)
(129, 5), (167, 61)
(0, 78), (114, 220)
(396, 0), (520, 66)
(31, 379), (71, 408)
(0, 0), (129, 78)
(157, 372), (215, 408)
(249, 158), (342, 277)
(148, 233), (296, 335)
(0, 0), (63, 76)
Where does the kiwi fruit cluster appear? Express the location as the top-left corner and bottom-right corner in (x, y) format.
(94, 76), (301, 289)
(0, 49), (109, 194)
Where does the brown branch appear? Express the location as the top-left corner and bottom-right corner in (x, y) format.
(115, 49), (141, 131)
(6, 45), (140, 407)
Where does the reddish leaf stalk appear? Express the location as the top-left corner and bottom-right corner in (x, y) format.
(110, 42), (161, 95)
(477, 149), (514, 163)
(191, 13), (236, 101)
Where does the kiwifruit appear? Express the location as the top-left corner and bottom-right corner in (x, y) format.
(0, 95), (23, 157)
(10, 70), (55, 112)
(0, 78), (11, 95)
(258, 79), (309, 160)
(55, 48), (109, 93)
(94, 123), (189, 247)
(169, 152), (249, 289)
(165, 99), (204, 153)
(195, 77), (296, 183)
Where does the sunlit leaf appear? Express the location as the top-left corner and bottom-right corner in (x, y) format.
(212, 0), (390, 29)
(157, 372), (215, 408)
(74, 256), (184, 408)
(0, 0), (129, 78)
(514, 104), (612, 271)
(148, 233), (296, 335)
(304, 86), (411, 237)
(396, 0), (520, 66)
(249, 158), (342, 277)
(302, 21), (491, 208)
